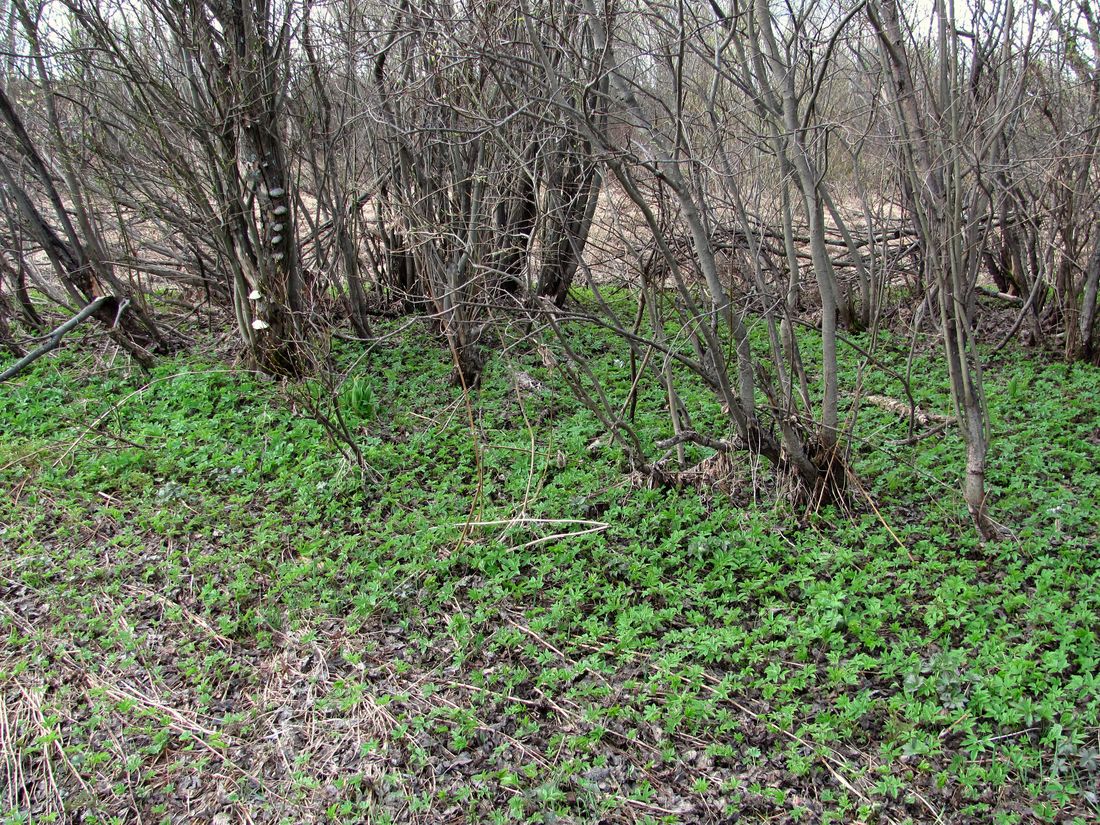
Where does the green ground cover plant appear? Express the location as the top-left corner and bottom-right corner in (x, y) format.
(1, 314), (1098, 824)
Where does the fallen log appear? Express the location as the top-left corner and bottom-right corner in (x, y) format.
(863, 394), (954, 428)
(976, 285), (1024, 305)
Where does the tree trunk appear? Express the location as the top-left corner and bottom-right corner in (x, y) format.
(1077, 237), (1100, 362)
(868, 0), (996, 537)
(0, 276), (22, 357)
(537, 150), (601, 307)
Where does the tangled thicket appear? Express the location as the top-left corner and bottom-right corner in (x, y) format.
(2, 0), (1099, 533)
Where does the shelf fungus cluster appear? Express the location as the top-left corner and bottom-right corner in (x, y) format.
(248, 289), (269, 330)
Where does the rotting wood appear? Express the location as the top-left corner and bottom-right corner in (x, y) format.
(863, 393), (954, 428)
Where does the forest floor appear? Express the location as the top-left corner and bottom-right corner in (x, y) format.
(1, 304), (1098, 824)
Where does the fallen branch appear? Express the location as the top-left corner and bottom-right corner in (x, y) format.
(0, 296), (118, 383)
(656, 430), (741, 452)
(863, 394), (954, 428)
(976, 285), (1024, 305)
